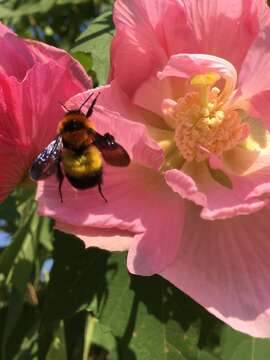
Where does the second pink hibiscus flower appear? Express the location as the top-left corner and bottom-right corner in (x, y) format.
(37, 0), (270, 338)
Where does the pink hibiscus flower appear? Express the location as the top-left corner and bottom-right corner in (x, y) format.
(37, 0), (270, 337)
(0, 23), (91, 202)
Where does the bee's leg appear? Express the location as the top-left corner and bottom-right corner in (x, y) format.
(86, 92), (100, 117)
(98, 182), (107, 203)
(56, 160), (64, 203)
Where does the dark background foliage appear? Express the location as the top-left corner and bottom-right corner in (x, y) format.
(1, 1), (270, 359)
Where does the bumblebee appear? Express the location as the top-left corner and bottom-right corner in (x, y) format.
(29, 93), (130, 202)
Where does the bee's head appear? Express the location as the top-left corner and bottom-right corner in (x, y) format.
(58, 112), (93, 133)
(58, 112), (94, 150)
(62, 117), (85, 132)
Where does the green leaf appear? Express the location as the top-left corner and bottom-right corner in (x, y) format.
(41, 231), (109, 322)
(5, 304), (39, 360)
(219, 327), (270, 360)
(98, 253), (270, 359)
(39, 233), (111, 359)
(0, 0), (56, 18)
(64, 312), (86, 360)
(0, 0), (91, 18)
(46, 321), (68, 360)
(0, 205), (40, 360)
(97, 254), (270, 360)
(38, 216), (54, 253)
(71, 10), (114, 84)
(97, 253), (222, 360)
(83, 314), (97, 360)
(72, 52), (93, 75)
(0, 187), (35, 237)
(0, 192), (20, 234)
(91, 319), (116, 354)
(56, 0), (92, 5)
(0, 197), (36, 278)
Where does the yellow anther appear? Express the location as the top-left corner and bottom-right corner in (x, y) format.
(161, 72), (249, 163)
(190, 72), (221, 87)
(208, 103), (215, 111)
(201, 108), (210, 117)
(216, 111), (225, 120)
(241, 136), (261, 152)
(169, 91), (248, 162)
(163, 107), (173, 116)
(211, 86), (221, 95)
(203, 116), (221, 126)
(190, 72), (221, 108)
(202, 117), (211, 125)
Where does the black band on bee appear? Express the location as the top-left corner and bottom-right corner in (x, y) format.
(66, 170), (103, 190)
(62, 119), (85, 132)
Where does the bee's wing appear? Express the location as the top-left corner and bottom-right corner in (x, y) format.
(29, 136), (63, 181)
(91, 130), (130, 167)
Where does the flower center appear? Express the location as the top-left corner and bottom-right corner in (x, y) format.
(162, 72), (249, 162)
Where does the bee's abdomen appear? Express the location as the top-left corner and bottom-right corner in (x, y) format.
(66, 171), (102, 189)
(61, 145), (103, 189)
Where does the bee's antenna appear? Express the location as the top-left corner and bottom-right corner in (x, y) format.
(79, 92), (94, 112)
(98, 183), (108, 203)
(86, 92), (101, 118)
(58, 101), (70, 113)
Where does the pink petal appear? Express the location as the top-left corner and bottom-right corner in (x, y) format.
(0, 27), (34, 80)
(165, 161), (269, 220)
(37, 165), (185, 274)
(111, 0), (269, 97)
(164, 168), (206, 207)
(152, 0), (196, 56)
(127, 186), (185, 276)
(0, 22), (91, 88)
(158, 53), (237, 97)
(0, 23), (12, 35)
(25, 39), (92, 89)
(66, 85), (164, 170)
(0, 61), (89, 203)
(161, 203), (270, 337)
(56, 222), (134, 251)
(249, 90), (270, 132)
(182, 0), (268, 72)
(96, 79), (170, 132)
(133, 75), (173, 117)
(110, 0), (168, 96)
(238, 26), (270, 98)
(37, 167), (144, 233)
(0, 62), (87, 150)
(0, 141), (29, 202)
